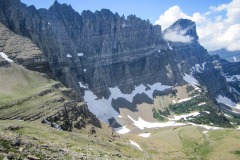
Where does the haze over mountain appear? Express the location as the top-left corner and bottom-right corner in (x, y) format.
(0, 0), (240, 159)
(209, 48), (240, 62)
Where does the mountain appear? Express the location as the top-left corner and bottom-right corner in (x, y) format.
(0, 0), (240, 159)
(209, 48), (240, 62)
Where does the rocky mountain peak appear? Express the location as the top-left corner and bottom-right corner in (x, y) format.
(164, 18), (199, 41)
(49, 0), (75, 13)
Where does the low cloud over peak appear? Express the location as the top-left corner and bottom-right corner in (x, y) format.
(155, 0), (240, 51)
(163, 30), (193, 43)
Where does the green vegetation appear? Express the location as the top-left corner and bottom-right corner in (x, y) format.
(168, 95), (209, 114)
(186, 85), (194, 93)
(152, 108), (169, 121)
(153, 86), (232, 127)
(231, 150), (240, 156)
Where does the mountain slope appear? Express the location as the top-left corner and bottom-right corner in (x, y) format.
(209, 48), (240, 62)
(0, 0), (240, 159)
(0, 22), (100, 131)
(0, 0), (239, 127)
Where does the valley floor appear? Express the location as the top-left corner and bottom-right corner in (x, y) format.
(1, 120), (240, 160)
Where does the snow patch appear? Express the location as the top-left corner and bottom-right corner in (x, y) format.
(83, 83), (171, 124)
(225, 75), (240, 82)
(198, 102), (206, 106)
(84, 69), (87, 72)
(183, 74), (199, 86)
(139, 133), (150, 138)
(128, 115), (185, 130)
(202, 62), (207, 70)
(66, 54), (72, 58)
(183, 73), (201, 91)
(202, 131), (208, 134)
(129, 140), (143, 151)
(109, 83), (171, 103)
(79, 82), (88, 89)
(167, 42), (173, 50)
(0, 52), (13, 63)
(48, 22), (51, 25)
(115, 126), (131, 134)
(177, 96), (194, 103)
(216, 95), (240, 109)
(192, 62), (207, 73)
(188, 123), (223, 130)
(84, 90), (119, 123)
(169, 112), (200, 121)
(203, 111), (210, 114)
(77, 53), (84, 56)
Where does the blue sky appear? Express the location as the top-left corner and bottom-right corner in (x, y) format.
(21, 0), (230, 23)
(20, 0), (240, 51)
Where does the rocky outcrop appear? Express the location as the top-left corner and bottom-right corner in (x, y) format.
(0, 23), (50, 74)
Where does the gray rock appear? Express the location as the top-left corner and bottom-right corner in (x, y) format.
(12, 139), (21, 146)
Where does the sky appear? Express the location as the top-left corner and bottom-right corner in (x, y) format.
(20, 0), (240, 51)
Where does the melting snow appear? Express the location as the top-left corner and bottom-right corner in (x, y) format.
(177, 96), (193, 103)
(183, 74), (199, 86)
(192, 62), (206, 73)
(83, 83), (171, 124)
(188, 123), (223, 130)
(84, 90), (119, 123)
(0, 52), (13, 62)
(202, 62), (207, 70)
(66, 54), (72, 58)
(236, 126), (240, 130)
(216, 95), (240, 109)
(128, 115), (185, 130)
(169, 112), (200, 121)
(202, 130), (208, 134)
(115, 126), (131, 134)
(139, 133), (150, 138)
(79, 82), (88, 89)
(167, 42), (173, 50)
(183, 73), (201, 91)
(129, 140), (143, 151)
(198, 102), (206, 106)
(77, 53), (84, 56)
(225, 75), (240, 82)
(109, 83), (171, 103)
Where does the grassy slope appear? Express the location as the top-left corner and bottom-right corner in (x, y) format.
(0, 120), (144, 160)
(125, 126), (240, 160)
(0, 63), (56, 105)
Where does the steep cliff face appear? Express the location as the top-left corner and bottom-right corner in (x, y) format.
(0, 0), (197, 97)
(0, 21), (101, 131)
(0, 0), (239, 125)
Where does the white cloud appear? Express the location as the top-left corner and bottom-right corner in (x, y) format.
(155, 0), (240, 51)
(164, 30), (193, 43)
(155, 6), (191, 30)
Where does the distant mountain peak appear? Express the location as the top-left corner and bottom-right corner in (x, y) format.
(164, 19), (199, 42)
